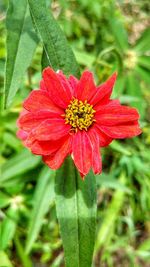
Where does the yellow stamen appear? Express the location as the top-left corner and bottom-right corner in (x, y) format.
(64, 98), (96, 131)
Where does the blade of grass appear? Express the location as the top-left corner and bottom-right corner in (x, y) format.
(25, 166), (55, 254)
(0, 149), (40, 186)
(14, 234), (32, 267)
(94, 172), (126, 254)
(4, 0), (39, 107)
(0, 207), (19, 250)
(0, 251), (13, 267)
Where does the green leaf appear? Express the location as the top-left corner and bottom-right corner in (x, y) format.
(28, 0), (80, 76)
(4, 0), (39, 108)
(110, 140), (131, 156)
(51, 253), (64, 267)
(112, 75), (126, 98)
(126, 72), (145, 117)
(41, 49), (50, 70)
(96, 173), (131, 194)
(0, 251), (13, 267)
(0, 207), (19, 250)
(0, 149), (40, 186)
(3, 132), (21, 151)
(25, 166), (55, 254)
(135, 28), (150, 53)
(14, 234), (33, 267)
(138, 56), (150, 71)
(0, 191), (11, 208)
(109, 17), (128, 52)
(55, 157), (97, 267)
(74, 50), (95, 68)
(137, 238), (150, 252)
(135, 65), (150, 84)
(95, 173), (126, 253)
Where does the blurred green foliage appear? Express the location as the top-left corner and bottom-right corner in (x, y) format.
(0, 0), (150, 266)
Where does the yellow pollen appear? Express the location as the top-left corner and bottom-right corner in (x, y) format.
(64, 98), (96, 131)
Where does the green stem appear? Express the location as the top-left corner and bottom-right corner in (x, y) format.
(96, 46), (123, 73)
(55, 157), (97, 267)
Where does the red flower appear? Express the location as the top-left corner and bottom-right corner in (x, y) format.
(17, 67), (141, 178)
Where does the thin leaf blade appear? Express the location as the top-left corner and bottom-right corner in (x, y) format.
(4, 0), (39, 107)
(1, 149), (40, 186)
(25, 166), (55, 254)
(95, 173), (126, 253)
(0, 207), (19, 250)
(0, 251), (13, 267)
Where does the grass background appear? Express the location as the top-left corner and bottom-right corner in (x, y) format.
(0, 0), (150, 266)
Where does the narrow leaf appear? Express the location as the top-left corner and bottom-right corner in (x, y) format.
(0, 192), (11, 208)
(28, 0), (80, 76)
(0, 208), (19, 250)
(25, 166), (55, 253)
(14, 234), (32, 267)
(55, 157), (97, 267)
(4, 0), (39, 107)
(135, 28), (150, 53)
(126, 71), (145, 117)
(109, 16), (128, 52)
(110, 140), (131, 156)
(135, 65), (150, 84)
(138, 56), (150, 71)
(1, 149), (40, 186)
(96, 173), (131, 194)
(0, 251), (13, 267)
(95, 173), (126, 253)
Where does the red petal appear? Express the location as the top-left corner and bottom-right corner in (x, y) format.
(88, 129), (102, 174)
(95, 106), (140, 126)
(90, 72), (117, 105)
(57, 71), (74, 96)
(23, 90), (62, 113)
(76, 70), (96, 101)
(17, 129), (28, 141)
(95, 99), (120, 110)
(17, 110), (60, 131)
(72, 131), (92, 176)
(68, 75), (78, 93)
(40, 79), (47, 91)
(42, 67), (71, 108)
(34, 118), (71, 141)
(43, 136), (72, 169)
(94, 125), (113, 147)
(28, 137), (67, 155)
(99, 123), (142, 139)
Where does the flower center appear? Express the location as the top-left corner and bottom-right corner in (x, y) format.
(64, 98), (96, 131)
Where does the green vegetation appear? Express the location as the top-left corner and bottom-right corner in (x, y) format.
(0, 0), (150, 266)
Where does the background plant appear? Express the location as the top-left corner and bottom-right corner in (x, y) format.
(0, 0), (150, 266)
